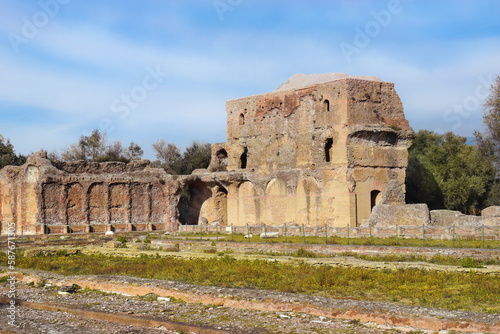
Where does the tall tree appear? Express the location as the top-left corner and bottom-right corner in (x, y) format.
(178, 141), (212, 175)
(0, 135), (26, 169)
(474, 74), (500, 205)
(152, 139), (182, 173)
(151, 140), (212, 175)
(406, 130), (495, 214)
(125, 142), (144, 161)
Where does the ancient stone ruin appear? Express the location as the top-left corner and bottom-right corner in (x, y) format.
(0, 73), (416, 235)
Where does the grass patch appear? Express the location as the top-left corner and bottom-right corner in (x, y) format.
(339, 252), (500, 267)
(4, 251), (499, 313)
(167, 233), (500, 249)
(293, 248), (317, 258)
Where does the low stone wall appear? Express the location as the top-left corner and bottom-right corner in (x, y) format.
(177, 223), (500, 241)
(24, 222), (169, 236)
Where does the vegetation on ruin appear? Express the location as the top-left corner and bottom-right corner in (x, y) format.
(4, 251), (499, 314)
(56, 129), (144, 162)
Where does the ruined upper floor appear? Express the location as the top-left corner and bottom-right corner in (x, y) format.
(209, 73), (413, 173)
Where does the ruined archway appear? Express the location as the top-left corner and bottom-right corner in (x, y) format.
(199, 186), (228, 226)
(215, 149), (228, 171)
(177, 181), (212, 225)
(324, 138), (333, 163)
(323, 99), (330, 112)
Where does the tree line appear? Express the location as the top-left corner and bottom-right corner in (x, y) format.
(0, 130), (212, 176)
(406, 75), (500, 214)
(0, 75), (499, 214)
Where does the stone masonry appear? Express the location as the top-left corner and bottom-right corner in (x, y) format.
(0, 73), (415, 235)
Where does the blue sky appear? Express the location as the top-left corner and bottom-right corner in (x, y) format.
(1, 0), (499, 159)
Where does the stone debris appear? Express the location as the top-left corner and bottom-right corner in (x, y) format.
(260, 232), (279, 238)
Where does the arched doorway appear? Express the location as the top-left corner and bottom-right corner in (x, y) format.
(370, 190), (382, 211)
(177, 181), (212, 225)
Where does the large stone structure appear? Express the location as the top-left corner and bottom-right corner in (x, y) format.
(0, 73), (414, 235)
(203, 73), (413, 228)
(0, 151), (178, 235)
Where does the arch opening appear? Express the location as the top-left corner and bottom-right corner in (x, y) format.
(177, 181), (212, 225)
(370, 190), (382, 211)
(240, 147), (248, 169)
(215, 149), (228, 171)
(323, 99), (330, 112)
(324, 138), (333, 162)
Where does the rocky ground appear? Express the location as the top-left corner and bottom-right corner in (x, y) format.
(1, 267), (499, 334)
(1, 280), (428, 334)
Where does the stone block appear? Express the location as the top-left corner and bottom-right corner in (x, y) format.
(368, 204), (430, 227)
(380, 179), (405, 205)
(482, 206), (500, 217)
(103, 241), (122, 248)
(430, 210), (463, 226)
(260, 232), (279, 238)
(454, 215), (483, 227)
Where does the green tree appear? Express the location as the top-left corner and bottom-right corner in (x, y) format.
(61, 129), (143, 162)
(178, 141), (212, 175)
(474, 74), (500, 206)
(0, 135), (26, 169)
(151, 139), (182, 173)
(406, 130), (495, 214)
(152, 140), (211, 175)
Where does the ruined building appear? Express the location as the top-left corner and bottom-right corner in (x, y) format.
(0, 73), (413, 235)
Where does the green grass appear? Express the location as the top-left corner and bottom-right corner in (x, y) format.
(5, 251), (499, 313)
(338, 252), (500, 267)
(167, 233), (500, 249)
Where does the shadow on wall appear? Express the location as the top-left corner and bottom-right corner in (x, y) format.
(405, 157), (444, 210)
(177, 182), (212, 225)
(177, 181), (228, 226)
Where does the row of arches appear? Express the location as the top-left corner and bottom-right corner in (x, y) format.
(178, 177), (386, 227)
(42, 182), (166, 225)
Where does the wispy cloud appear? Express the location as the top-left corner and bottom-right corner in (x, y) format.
(0, 0), (499, 158)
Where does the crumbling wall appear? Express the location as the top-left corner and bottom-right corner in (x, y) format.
(0, 73), (416, 234)
(0, 152), (180, 235)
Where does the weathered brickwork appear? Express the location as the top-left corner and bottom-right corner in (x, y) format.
(0, 151), (180, 235)
(205, 73), (413, 228)
(0, 73), (415, 235)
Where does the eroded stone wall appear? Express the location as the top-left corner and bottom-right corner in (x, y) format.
(204, 74), (414, 227)
(0, 73), (415, 234)
(0, 152), (180, 235)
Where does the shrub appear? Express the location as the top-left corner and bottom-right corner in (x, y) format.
(117, 236), (127, 244)
(461, 257), (484, 268)
(293, 248), (317, 258)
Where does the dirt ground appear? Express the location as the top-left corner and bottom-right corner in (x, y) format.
(1, 240), (500, 334)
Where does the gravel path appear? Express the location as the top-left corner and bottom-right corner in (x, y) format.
(1, 268), (498, 333)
